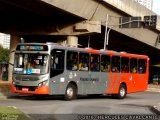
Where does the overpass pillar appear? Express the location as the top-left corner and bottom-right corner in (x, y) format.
(67, 36), (78, 47)
(8, 36), (21, 82)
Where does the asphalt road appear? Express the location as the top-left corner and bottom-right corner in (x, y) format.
(0, 91), (160, 120)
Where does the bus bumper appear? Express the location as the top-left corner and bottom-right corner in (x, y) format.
(11, 83), (49, 95)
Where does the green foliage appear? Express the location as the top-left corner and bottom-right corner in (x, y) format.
(0, 44), (9, 63)
(0, 106), (30, 120)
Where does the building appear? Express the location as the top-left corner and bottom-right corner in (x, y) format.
(0, 33), (10, 49)
(135, 0), (152, 10)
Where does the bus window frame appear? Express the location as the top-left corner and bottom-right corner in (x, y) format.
(90, 54), (100, 72)
(121, 57), (129, 73)
(79, 52), (89, 71)
(111, 56), (120, 73)
(130, 58), (138, 74)
(66, 51), (78, 71)
(138, 59), (147, 74)
(100, 55), (111, 72)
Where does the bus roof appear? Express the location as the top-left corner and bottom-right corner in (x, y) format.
(16, 43), (148, 59)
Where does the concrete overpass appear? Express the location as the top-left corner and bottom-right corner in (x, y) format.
(0, 0), (160, 82)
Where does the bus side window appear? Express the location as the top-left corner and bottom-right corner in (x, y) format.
(79, 53), (89, 71)
(130, 58), (137, 73)
(90, 54), (100, 72)
(111, 56), (120, 73)
(67, 51), (78, 71)
(138, 59), (147, 74)
(121, 57), (129, 73)
(101, 55), (110, 72)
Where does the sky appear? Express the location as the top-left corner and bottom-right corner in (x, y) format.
(153, 0), (160, 15)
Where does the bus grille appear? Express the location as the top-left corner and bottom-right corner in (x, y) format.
(15, 85), (37, 91)
(15, 76), (38, 81)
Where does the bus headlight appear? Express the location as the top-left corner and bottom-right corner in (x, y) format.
(38, 80), (48, 88)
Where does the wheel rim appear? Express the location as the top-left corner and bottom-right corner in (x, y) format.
(67, 87), (74, 98)
(120, 87), (125, 97)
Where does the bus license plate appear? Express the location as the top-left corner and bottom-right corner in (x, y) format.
(22, 88), (29, 92)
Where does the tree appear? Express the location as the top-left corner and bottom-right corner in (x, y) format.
(0, 45), (9, 63)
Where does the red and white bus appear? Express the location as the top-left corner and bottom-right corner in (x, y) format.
(11, 43), (149, 100)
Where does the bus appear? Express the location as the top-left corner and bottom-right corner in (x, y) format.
(11, 43), (149, 100)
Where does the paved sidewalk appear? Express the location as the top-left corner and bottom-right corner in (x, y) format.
(147, 84), (160, 93)
(148, 84), (160, 115)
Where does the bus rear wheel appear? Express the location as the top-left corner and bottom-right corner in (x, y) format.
(117, 84), (127, 99)
(113, 84), (127, 99)
(65, 84), (77, 101)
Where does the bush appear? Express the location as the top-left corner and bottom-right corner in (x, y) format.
(0, 45), (9, 63)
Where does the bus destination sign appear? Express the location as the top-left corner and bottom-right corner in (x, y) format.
(16, 45), (48, 51)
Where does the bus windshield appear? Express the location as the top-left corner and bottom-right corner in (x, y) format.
(14, 53), (49, 75)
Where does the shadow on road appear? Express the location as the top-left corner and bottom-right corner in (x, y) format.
(7, 94), (140, 101)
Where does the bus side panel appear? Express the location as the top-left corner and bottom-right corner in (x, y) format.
(127, 73), (138, 93)
(106, 72), (122, 94)
(134, 74), (148, 92)
(49, 71), (85, 95)
(106, 73), (136, 94)
(105, 72), (148, 94)
(129, 59), (148, 93)
(49, 72), (68, 95)
(119, 73), (135, 93)
(106, 59), (149, 94)
(77, 71), (103, 95)
(87, 72), (106, 94)
(67, 71), (84, 94)
(132, 60), (149, 92)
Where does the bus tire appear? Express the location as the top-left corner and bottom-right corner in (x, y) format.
(65, 84), (77, 101)
(117, 84), (127, 99)
(113, 84), (127, 99)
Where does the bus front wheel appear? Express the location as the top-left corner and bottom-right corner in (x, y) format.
(65, 84), (77, 101)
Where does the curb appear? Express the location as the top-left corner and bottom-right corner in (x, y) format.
(146, 89), (160, 93)
(147, 85), (160, 93)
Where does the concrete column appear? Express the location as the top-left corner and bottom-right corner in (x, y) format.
(8, 36), (21, 82)
(67, 36), (78, 47)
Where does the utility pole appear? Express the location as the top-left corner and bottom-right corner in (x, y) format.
(150, 0), (153, 26)
(103, 14), (156, 50)
(106, 18), (142, 49)
(104, 14), (109, 50)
